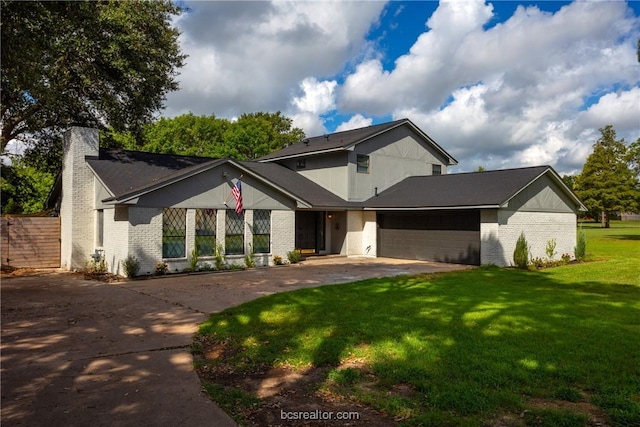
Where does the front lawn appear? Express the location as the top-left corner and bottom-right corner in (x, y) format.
(196, 221), (640, 426)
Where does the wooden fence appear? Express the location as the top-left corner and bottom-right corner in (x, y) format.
(1, 217), (61, 268)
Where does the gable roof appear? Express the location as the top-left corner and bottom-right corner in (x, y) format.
(85, 148), (344, 208)
(86, 149), (224, 202)
(363, 166), (585, 211)
(258, 118), (457, 165)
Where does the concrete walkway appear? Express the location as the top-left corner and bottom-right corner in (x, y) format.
(1, 258), (467, 426)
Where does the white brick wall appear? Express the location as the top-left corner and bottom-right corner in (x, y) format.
(128, 207), (163, 275)
(60, 127), (99, 270)
(102, 207), (129, 275)
(481, 209), (577, 266)
(346, 211), (365, 256)
(271, 210), (295, 262)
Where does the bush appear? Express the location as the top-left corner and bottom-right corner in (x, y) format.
(122, 255), (140, 278)
(189, 246), (200, 271)
(214, 242), (225, 270)
(155, 261), (168, 275)
(244, 244), (256, 268)
(513, 232), (529, 269)
(273, 255), (284, 265)
(287, 249), (302, 264)
(85, 252), (108, 274)
(545, 238), (557, 260)
(575, 229), (587, 261)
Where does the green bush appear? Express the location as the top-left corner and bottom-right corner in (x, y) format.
(244, 244), (256, 268)
(122, 255), (140, 278)
(189, 246), (200, 271)
(513, 232), (529, 269)
(287, 249), (302, 264)
(214, 242), (225, 270)
(575, 229), (587, 261)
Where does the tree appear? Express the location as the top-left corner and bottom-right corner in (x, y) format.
(1, 0), (185, 152)
(222, 112), (305, 160)
(574, 126), (640, 228)
(106, 111), (305, 161)
(0, 156), (55, 214)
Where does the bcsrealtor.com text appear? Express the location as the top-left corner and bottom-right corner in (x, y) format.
(280, 409), (361, 421)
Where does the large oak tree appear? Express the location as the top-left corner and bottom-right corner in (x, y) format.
(1, 0), (185, 151)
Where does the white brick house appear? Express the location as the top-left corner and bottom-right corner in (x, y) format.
(53, 120), (584, 275)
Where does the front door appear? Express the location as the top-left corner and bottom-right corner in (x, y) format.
(295, 211), (326, 253)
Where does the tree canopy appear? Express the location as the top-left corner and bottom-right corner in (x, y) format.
(574, 125), (640, 227)
(105, 112), (305, 161)
(1, 0), (185, 151)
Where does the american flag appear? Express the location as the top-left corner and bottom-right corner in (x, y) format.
(232, 179), (243, 214)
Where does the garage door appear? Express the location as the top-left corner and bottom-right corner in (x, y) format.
(377, 210), (480, 265)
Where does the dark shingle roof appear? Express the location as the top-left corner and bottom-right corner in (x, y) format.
(258, 118), (456, 164)
(87, 149), (222, 200)
(240, 161), (355, 209)
(258, 119), (406, 161)
(364, 166), (556, 209)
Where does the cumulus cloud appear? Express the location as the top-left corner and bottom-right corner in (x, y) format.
(164, 1), (385, 118)
(336, 114), (373, 132)
(161, 0), (639, 175)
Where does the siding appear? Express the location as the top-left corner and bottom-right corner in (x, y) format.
(1, 217), (61, 268)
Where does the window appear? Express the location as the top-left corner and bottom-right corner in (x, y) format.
(96, 209), (104, 247)
(195, 209), (216, 256)
(357, 154), (370, 173)
(432, 164), (442, 175)
(162, 208), (186, 258)
(296, 158), (306, 169)
(225, 209), (244, 255)
(253, 210), (271, 253)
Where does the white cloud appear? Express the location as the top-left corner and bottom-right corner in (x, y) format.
(336, 114), (373, 132)
(161, 0), (639, 175)
(292, 78), (337, 115)
(164, 1), (385, 118)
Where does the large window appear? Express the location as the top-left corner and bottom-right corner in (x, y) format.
(163, 208), (186, 258)
(195, 209), (216, 256)
(357, 154), (370, 173)
(225, 209), (244, 255)
(253, 210), (271, 253)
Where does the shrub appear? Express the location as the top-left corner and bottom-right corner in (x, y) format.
(189, 246), (200, 271)
(545, 238), (557, 260)
(85, 252), (108, 274)
(287, 249), (302, 264)
(214, 242), (225, 270)
(575, 229), (587, 261)
(155, 261), (168, 275)
(561, 253), (572, 264)
(244, 244), (256, 268)
(273, 255), (284, 265)
(122, 255), (140, 278)
(513, 232), (529, 269)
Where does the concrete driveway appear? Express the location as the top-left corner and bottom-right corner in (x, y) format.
(1, 257), (467, 426)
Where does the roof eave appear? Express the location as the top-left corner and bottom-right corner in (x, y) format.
(258, 147), (346, 163)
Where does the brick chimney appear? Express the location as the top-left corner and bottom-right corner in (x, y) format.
(60, 127), (99, 270)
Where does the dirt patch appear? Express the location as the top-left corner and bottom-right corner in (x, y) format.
(525, 397), (610, 427)
(194, 339), (397, 426)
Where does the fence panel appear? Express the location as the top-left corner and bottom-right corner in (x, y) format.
(1, 217), (61, 268)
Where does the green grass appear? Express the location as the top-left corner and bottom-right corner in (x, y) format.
(198, 221), (640, 426)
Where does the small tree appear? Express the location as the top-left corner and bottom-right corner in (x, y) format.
(513, 232), (529, 269)
(575, 230), (587, 261)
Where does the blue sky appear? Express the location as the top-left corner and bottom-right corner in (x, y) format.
(165, 1), (640, 174)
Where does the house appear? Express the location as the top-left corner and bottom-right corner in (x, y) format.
(52, 119), (584, 275)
